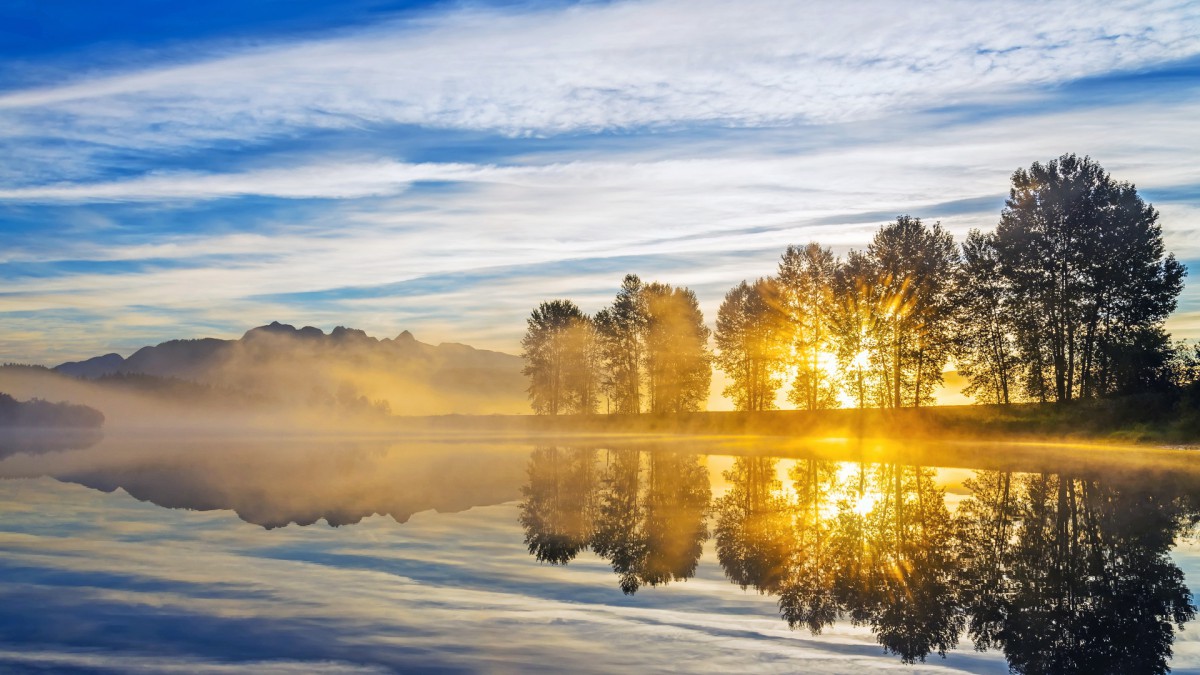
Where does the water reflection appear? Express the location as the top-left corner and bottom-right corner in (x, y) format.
(959, 471), (1197, 674)
(521, 446), (710, 593)
(519, 446), (1199, 673)
(0, 428), (102, 459)
(0, 436), (529, 528)
(2, 433), (1196, 672)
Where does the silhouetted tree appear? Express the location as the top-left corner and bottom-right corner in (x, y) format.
(715, 278), (789, 411)
(642, 283), (713, 414)
(951, 230), (1020, 404)
(777, 243), (841, 410)
(995, 154), (1185, 402)
(866, 216), (957, 408)
(827, 251), (885, 408)
(595, 275), (647, 414)
(521, 300), (599, 414)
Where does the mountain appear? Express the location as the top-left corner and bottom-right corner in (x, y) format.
(49, 322), (528, 416)
(55, 352), (125, 379)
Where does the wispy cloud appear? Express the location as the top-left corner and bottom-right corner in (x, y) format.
(0, 0), (1198, 362)
(3, 0), (1198, 150)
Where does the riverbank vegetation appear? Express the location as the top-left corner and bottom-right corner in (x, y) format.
(0, 392), (104, 428)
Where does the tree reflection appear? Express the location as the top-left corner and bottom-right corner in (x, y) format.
(519, 446), (598, 564)
(519, 446), (710, 594)
(834, 463), (963, 663)
(778, 459), (839, 633)
(961, 472), (1197, 675)
(592, 449), (710, 593)
(517, 448), (1198, 672)
(713, 457), (794, 593)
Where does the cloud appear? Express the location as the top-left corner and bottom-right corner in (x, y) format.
(1, 0), (1198, 364)
(1, 0), (1198, 166)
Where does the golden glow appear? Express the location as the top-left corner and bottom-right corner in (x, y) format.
(815, 349), (839, 377)
(850, 349), (870, 371)
(852, 492), (879, 516)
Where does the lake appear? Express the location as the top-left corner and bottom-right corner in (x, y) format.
(0, 433), (1197, 674)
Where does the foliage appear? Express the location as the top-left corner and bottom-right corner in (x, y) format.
(595, 275), (647, 414)
(642, 282), (713, 414)
(0, 392), (104, 428)
(777, 243), (841, 410)
(994, 153), (1185, 402)
(950, 230), (1021, 404)
(714, 278), (789, 411)
(522, 155), (1190, 413)
(520, 299), (598, 415)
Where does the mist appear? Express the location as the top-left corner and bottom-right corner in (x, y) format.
(0, 323), (529, 432)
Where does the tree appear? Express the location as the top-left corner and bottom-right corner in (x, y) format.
(866, 215), (957, 408)
(521, 300), (598, 414)
(827, 251), (885, 408)
(715, 278), (789, 411)
(777, 243), (840, 410)
(642, 282), (713, 414)
(995, 154), (1185, 402)
(951, 230), (1020, 404)
(595, 275), (647, 414)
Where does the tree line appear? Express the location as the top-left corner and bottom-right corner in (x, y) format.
(522, 154), (1190, 414)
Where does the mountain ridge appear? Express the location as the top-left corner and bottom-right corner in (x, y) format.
(46, 321), (528, 417)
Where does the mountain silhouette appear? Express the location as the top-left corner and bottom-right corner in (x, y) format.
(47, 322), (527, 417)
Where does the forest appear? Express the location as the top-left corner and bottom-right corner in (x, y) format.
(522, 154), (1196, 415)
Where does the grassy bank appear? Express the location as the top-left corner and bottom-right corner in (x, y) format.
(411, 393), (1200, 446)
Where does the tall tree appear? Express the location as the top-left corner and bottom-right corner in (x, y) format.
(595, 275), (647, 414)
(642, 282), (713, 414)
(715, 278), (789, 411)
(777, 243), (840, 410)
(951, 230), (1020, 404)
(866, 215), (957, 408)
(827, 251), (886, 408)
(995, 154), (1185, 402)
(521, 299), (598, 415)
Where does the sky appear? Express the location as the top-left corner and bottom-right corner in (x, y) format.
(1, 0), (1199, 364)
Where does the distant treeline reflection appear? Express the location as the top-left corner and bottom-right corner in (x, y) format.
(519, 446), (1199, 672)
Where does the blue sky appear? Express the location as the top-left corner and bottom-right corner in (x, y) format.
(1, 0), (1199, 363)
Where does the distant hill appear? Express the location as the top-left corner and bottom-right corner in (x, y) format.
(47, 322), (528, 417)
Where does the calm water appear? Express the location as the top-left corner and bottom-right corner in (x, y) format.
(0, 433), (1197, 674)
